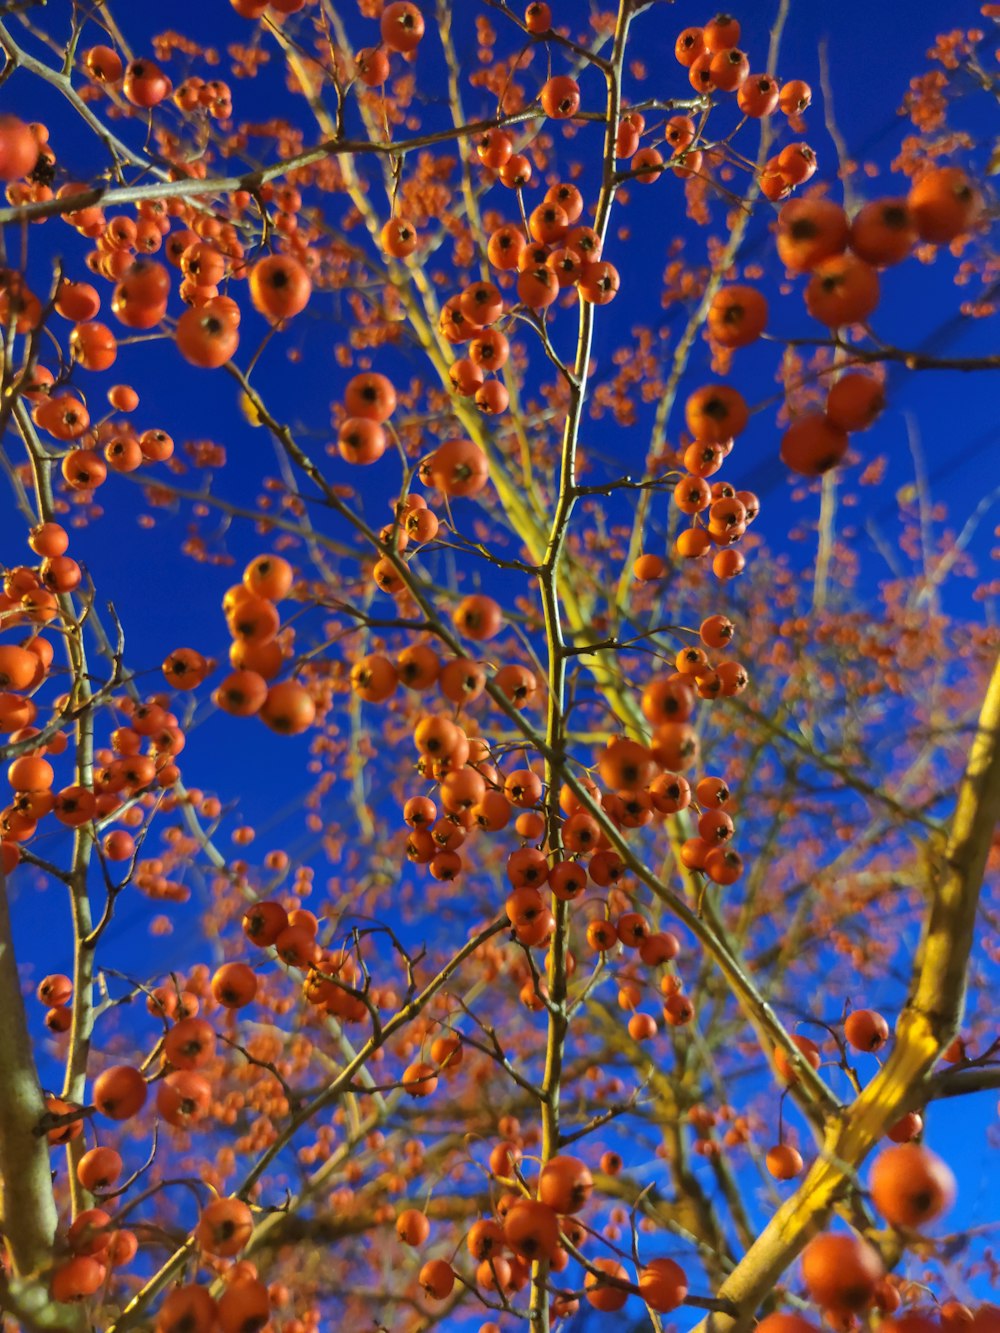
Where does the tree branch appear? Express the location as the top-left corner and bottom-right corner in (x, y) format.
(692, 650), (1000, 1333)
(0, 870), (59, 1281)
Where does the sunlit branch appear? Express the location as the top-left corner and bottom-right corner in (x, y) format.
(692, 651), (1000, 1333)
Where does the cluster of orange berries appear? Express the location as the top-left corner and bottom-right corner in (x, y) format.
(0, 114), (316, 386)
(0, 538), (320, 880)
(340, 613), (746, 1045)
(781, 1143), (956, 1324)
(360, 629), (743, 891)
(241, 897), (371, 1023)
(42, 1142), (134, 1298)
(43, 991), (236, 1153)
(79, 43), (234, 118)
(379, 169), (624, 412)
(0, 522), (191, 875)
(175, 248), (312, 369)
(150, 1274), (272, 1333)
(762, 1011), (895, 1181)
(399, 1151), (689, 1319)
(35, 970), (74, 1034)
(55, 1252), (272, 1333)
(1, 102), (156, 227)
(660, 162), (980, 511)
(369, 491), (441, 591)
(488, 179), (619, 315)
(351, 1), (426, 88)
(31, 380), (176, 491)
(45, 1197), (141, 1305)
(598, 636), (747, 869)
(582, 924), (690, 1041)
(34, 971), (274, 1317)
(603, 14), (813, 189)
(685, 1100), (756, 1161)
(445, 283), (512, 414)
(127, 1202), (270, 1333)
(773, 174), (980, 475)
(212, 553), (316, 735)
(654, 381), (759, 580)
(384, 177), (620, 360)
(335, 370), (398, 467)
(365, 438), (491, 597)
(478, 177), (619, 318)
(243, 890), (466, 1099)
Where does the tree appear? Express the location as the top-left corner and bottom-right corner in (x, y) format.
(0, 1), (997, 1331)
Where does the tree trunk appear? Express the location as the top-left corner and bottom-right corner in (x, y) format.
(0, 870), (59, 1281)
